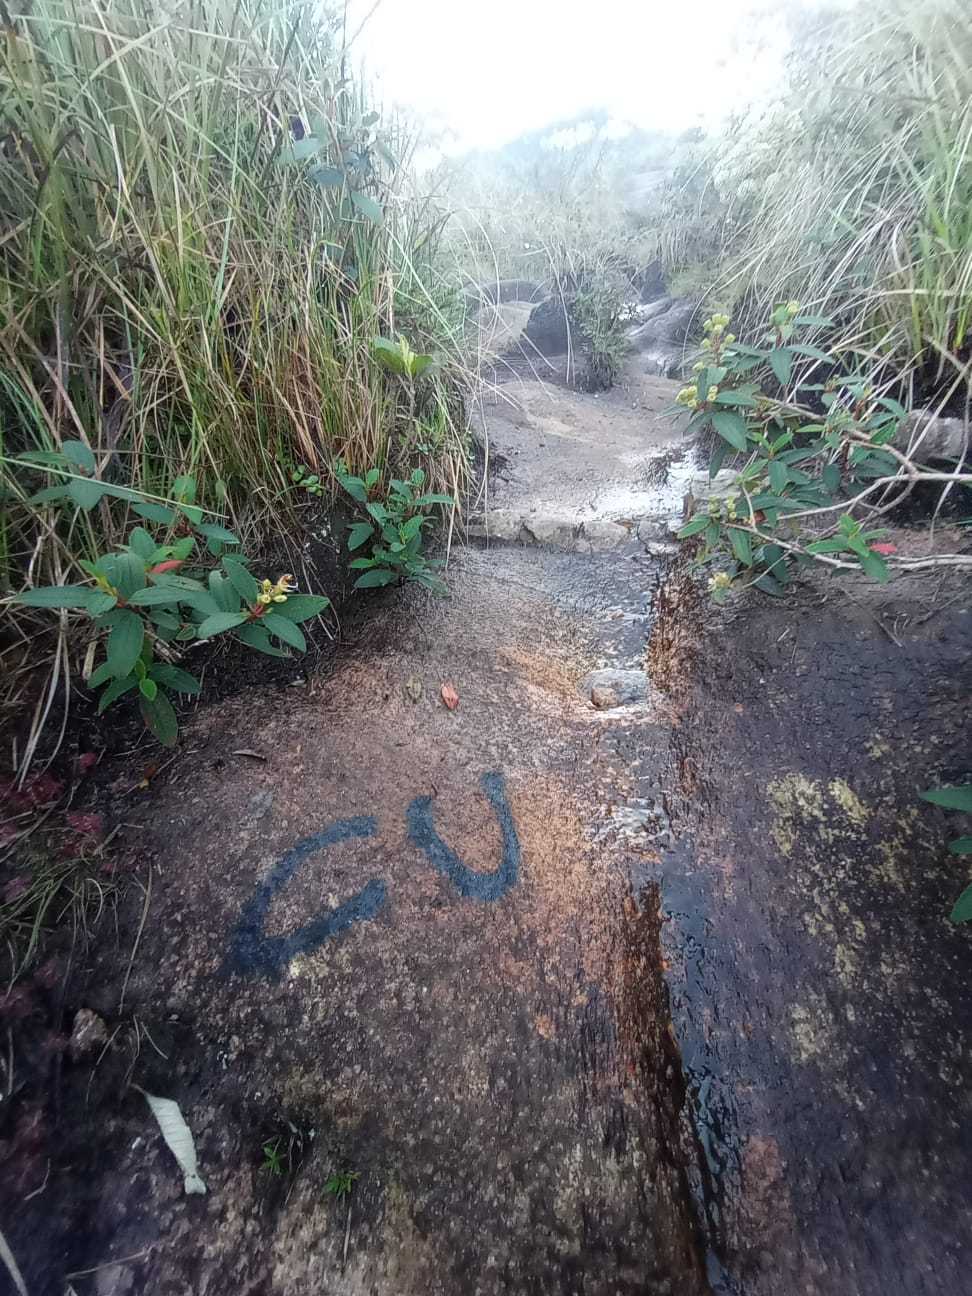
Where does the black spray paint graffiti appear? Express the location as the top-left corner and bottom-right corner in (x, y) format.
(227, 772), (519, 979)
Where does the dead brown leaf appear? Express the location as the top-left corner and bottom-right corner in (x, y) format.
(440, 683), (459, 711)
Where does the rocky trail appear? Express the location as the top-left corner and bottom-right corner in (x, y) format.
(7, 363), (972, 1296)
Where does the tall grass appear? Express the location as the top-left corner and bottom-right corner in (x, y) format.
(0, 0), (469, 568)
(0, 0), (471, 738)
(689, 0), (972, 402)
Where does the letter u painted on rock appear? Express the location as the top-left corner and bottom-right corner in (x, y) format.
(407, 771), (520, 901)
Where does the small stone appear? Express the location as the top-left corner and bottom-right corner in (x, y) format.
(590, 685), (619, 709)
(70, 1008), (108, 1062)
(247, 787), (274, 820)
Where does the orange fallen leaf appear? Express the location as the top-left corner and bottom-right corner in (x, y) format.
(441, 683), (459, 710)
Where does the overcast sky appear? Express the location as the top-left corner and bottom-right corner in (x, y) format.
(346, 0), (846, 152)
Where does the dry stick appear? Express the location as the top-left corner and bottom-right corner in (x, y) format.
(118, 866), (152, 1015)
(0, 1227), (29, 1296)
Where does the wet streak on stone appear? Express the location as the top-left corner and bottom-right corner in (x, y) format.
(408, 771), (520, 901)
(227, 817), (386, 979)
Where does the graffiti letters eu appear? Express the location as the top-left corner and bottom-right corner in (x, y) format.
(227, 771), (520, 979)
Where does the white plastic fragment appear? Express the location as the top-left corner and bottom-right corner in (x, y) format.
(137, 1088), (207, 1194)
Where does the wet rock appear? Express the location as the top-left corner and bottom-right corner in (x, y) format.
(465, 510), (525, 543)
(578, 668), (650, 706)
(521, 516), (580, 548)
(629, 298), (703, 378)
(625, 296), (672, 331)
(95, 1263), (136, 1296)
(70, 1008), (108, 1061)
(590, 684), (620, 709)
(522, 296), (573, 357)
(629, 298), (701, 350)
(581, 520), (630, 551)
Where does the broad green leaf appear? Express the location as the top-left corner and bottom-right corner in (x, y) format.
(128, 586), (184, 607)
(281, 137), (325, 164)
(262, 611), (306, 651)
(401, 515), (424, 541)
(12, 584), (95, 609)
(61, 440), (96, 472)
(348, 521), (374, 551)
(68, 477), (105, 510)
(922, 786), (972, 813)
(236, 623), (290, 657)
(409, 354), (436, 378)
(139, 677), (158, 700)
(754, 570), (785, 596)
(221, 555), (259, 604)
(208, 571), (239, 613)
(107, 611), (145, 679)
(193, 522), (240, 545)
(133, 502), (177, 525)
(679, 515), (710, 539)
(821, 464), (842, 494)
(411, 493), (456, 507)
(729, 528), (753, 565)
(88, 592), (118, 616)
(308, 163), (345, 186)
(354, 567), (397, 589)
(713, 391), (760, 408)
(148, 664), (201, 694)
(805, 538), (849, 555)
(97, 674), (139, 712)
(768, 460), (789, 494)
(710, 410), (748, 451)
(112, 552), (147, 600)
(197, 611), (248, 639)
(768, 348), (793, 387)
(88, 661), (114, 687)
(128, 527), (156, 560)
(140, 690), (179, 747)
(856, 548), (889, 583)
(29, 485), (72, 505)
(950, 882), (972, 924)
(150, 573), (206, 592)
(351, 191), (383, 222)
(947, 838), (972, 854)
(270, 594), (330, 623)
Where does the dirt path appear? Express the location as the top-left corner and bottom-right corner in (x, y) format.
(8, 366), (972, 1295)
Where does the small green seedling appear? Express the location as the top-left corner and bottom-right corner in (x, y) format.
(322, 1168), (359, 1200)
(292, 464), (325, 497)
(261, 1142), (287, 1175)
(337, 463), (454, 593)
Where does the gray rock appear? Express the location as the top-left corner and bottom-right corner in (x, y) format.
(581, 520), (630, 551)
(464, 279), (544, 309)
(247, 787), (274, 820)
(629, 298), (702, 349)
(577, 668), (650, 706)
(895, 410), (969, 462)
(590, 684), (619, 709)
(70, 1007), (108, 1061)
(522, 516), (580, 548)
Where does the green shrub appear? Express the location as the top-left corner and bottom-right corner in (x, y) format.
(674, 306), (972, 595)
(0, 0), (469, 748)
(339, 465), (454, 593)
(10, 455), (328, 745)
